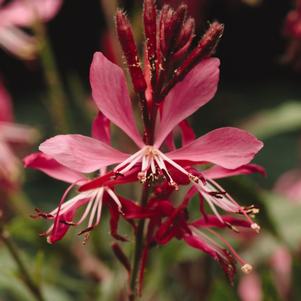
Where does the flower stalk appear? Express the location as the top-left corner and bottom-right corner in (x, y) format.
(129, 184), (150, 301)
(33, 20), (70, 133)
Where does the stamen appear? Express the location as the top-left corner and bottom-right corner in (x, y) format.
(150, 157), (157, 174)
(207, 228), (251, 269)
(75, 195), (95, 225)
(158, 150), (190, 177)
(251, 223), (260, 233)
(225, 222), (240, 233)
(106, 188), (122, 211)
(154, 154), (178, 189)
(188, 173), (200, 183)
(114, 148), (145, 172)
(138, 171), (147, 183)
(117, 152), (144, 175)
(241, 264), (253, 274)
(208, 180), (260, 228)
(88, 194), (100, 228)
(95, 189), (104, 225)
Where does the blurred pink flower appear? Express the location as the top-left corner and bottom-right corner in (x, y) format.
(238, 273), (262, 301)
(281, 0), (301, 69)
(0, 0), (62, 59)
(270, 247), (292, 300)
(0, 81), (38, 189)
(274, 169), (301, 202)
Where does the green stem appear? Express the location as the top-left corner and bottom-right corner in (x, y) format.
(34, 21), (70, 133)
(0, 227), (45, 301)
(129, 185), (150, 301)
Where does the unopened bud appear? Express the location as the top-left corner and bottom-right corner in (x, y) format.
(158, 21), (224, 100)
(172, 18), (195, 62)
(162, 4), (187, 56)
(115, 10), (147, 93)
(144, 0), (157, 61)
(180, 21), (224, 72)
(176, 17), (195, 50)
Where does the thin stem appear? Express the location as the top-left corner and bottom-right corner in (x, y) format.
(33, 20), (70, 133)
(129, 184), (150, 301)
(0, 227), (45, 301)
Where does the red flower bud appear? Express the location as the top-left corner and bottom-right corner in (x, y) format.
(115, 10), (147, 94)
(144, 0), (157, 64)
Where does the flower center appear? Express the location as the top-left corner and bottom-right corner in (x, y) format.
(113, 146), (260, 233)
(114, 145), (192, 189)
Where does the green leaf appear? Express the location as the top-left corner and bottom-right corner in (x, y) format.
(241, 101), (301, 139)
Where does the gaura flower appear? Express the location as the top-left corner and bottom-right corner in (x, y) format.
(37, 52), (263, 230)
(0, 0), (62, 59)
(0, 81), (37, 189)
(24, 113), (137, 243)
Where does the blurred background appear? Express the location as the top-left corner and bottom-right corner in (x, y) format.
(1, 0), (301, 300)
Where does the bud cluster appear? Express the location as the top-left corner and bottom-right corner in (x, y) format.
(115, 0), (224, 144)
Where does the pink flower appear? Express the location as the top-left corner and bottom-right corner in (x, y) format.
(0, 0), (62, 59)
(238, 273), (262, 301)
(274, 169), (301, 203)
(24, 113), (137, 243)
(0, 81), (37, 189)
(38, 52), (263, 231)
(270, 247), (292, 300)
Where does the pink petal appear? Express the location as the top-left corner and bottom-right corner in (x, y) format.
(167, 127), (263, 169)
(0, 81), (13, 122)
(91, 112), (110, 144)
(183, 233), (218, 259)
(179, 120), (195, 146)
(192, 215), (251, 229)
(238, 273), (262, 301)
(164, 120), (195, 151)
(0, 141), (19, 181)
(0, 0), (62, 27)
(0, 122), (38, 144)
(48, 197), (90, 244)
(24, 152), (86, 184)
(90, 52), (144, 147)
(185, 232), (237, 284)
(39, 134), (130, 173)
(154, 58), (220, 147)
(202, 164), (266, 179)
(0, 26), (37, 59)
